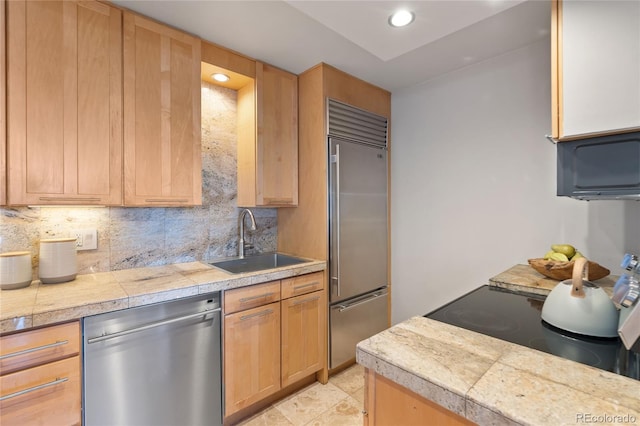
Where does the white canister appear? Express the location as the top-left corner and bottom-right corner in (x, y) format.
(39, 238), (77, 284)
(0, 251), (33, 290)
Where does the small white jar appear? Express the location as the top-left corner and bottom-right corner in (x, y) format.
(39, 238), (77, 284)
(0, 251), (33, 290)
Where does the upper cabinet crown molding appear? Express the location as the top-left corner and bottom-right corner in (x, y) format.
(122, 12), (202, 206)
(552, 0), (640, 140)
(6, 0), (123, 205)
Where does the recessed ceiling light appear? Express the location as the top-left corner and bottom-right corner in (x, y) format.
(212, 73), (230, 82)
(388, 10), (414, 28)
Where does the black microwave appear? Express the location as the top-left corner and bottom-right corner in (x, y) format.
(557, 131), (640, 200)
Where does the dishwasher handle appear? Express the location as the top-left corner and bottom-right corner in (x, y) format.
(87, 308), (220, 344)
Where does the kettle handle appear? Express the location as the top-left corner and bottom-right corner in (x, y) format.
(571, 257), (588, 298)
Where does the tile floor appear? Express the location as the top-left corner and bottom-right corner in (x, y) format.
(238, 364), (365, 426)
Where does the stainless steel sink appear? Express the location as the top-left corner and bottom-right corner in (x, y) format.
(209, 253), (310, 274)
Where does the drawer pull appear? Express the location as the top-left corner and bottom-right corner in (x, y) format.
(0, 377), (68, 401)
(0, 340), (69, 360)
(240, 309), (273, 321)
(239, 292), (275, 304)
(292, 295), (321, 306)
(293, 281), (319, 292)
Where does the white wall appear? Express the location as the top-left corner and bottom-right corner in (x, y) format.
(390, 37), (640, 324)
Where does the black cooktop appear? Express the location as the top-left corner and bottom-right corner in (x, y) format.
(425, 285), (639, 380)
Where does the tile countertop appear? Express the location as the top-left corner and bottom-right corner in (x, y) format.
(356, 264), (640, 426)
(0, 259), (326, 334)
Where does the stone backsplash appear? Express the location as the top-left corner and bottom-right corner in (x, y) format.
(0, 81), (277, 276)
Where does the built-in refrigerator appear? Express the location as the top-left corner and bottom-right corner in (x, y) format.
(328, 99), (389, 368)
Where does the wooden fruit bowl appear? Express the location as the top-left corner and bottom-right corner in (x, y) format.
(527, 258), (610, 281)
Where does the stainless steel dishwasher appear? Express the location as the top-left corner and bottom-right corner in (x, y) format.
(83, 292), (222, 426)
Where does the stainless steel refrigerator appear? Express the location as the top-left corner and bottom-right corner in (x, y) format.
(328, 99), (389, 368)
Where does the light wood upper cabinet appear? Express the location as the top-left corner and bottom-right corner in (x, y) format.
(552, 0), (640, 140)
(6, 0), (122, 205)
(237, 62), (298, 207)
(123, 12), (202, 206)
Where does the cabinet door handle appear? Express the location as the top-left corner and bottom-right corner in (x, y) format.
(144, 198), (189, 203)
(239, 292), (275, 303)
(291, 295), (320, 306)
(0, 340), (69, 360)
(240, 309), (273, 321)
(0, 377), (68, 401)
(263, 198), (293, 205)
(293, 282), (319, 292)
(39, 197), (101, 202)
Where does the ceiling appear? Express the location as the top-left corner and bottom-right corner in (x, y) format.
(111, 0), (551, 92)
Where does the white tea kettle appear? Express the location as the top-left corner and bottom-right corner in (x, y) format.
(541, 257), (619, 338)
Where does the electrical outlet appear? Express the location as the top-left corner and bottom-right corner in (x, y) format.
(75, 232), (84, 247)
(72, 229), (97, 251)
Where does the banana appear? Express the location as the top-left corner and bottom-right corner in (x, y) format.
(571, 251), (584, 260)
(551, 244), (576, 258)
(549, 252), (569, 262)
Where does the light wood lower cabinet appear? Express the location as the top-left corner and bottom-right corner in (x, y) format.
(224, 301), (281, 416)
(281, 289), (326, 387)
(223, 272), (327, 420)
(1, 0), (6, 206)
(0, 321), (81, 426)
(364, 369), (474, 426)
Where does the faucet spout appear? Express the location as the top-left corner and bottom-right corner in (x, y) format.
(238, 209), (257, 258)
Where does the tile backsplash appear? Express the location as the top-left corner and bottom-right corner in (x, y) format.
(0, 81), (276, 276)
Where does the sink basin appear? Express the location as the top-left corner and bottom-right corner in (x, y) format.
(209, 253), (310, 274)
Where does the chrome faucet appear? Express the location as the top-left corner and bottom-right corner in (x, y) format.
(238, 208), (256, 258)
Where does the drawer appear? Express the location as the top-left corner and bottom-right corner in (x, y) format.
(281, 272), (324, 299)
(0, 321), (80, 376)
(224, 281), (281, 314)
(0, 356), (81, 426)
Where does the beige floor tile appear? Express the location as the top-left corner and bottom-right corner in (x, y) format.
(274, 382), (350, 425)
(350, 385), (365, 406)
(329, 364), (365, 395)
(306, 395), (363, 426)
(237, 407), (294, 426)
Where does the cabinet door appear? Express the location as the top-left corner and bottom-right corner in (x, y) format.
(237, 62), (298, 207)
(553, 0), (640, 139)
(1, 0), (6, 206)
(0, 357), (81, 426)
(7, 0), (122, 205)
(123, 12), (202, 206)
(281, 289), (326, 387)
(364, 369), (473, 426)
(224, 302), (281, 416)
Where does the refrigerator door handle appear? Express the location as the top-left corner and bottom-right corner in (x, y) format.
(336, 290), (387, 312)
(333, 144), (341, 298)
